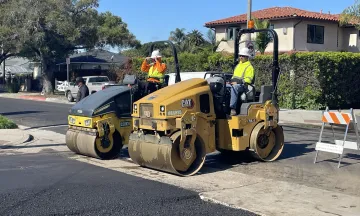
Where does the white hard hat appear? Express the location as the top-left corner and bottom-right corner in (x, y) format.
(150, 49), (162, 59)
(239, 47), (251, 57)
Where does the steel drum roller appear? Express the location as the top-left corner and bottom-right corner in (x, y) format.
(128, 131), (206, 176)
(66, 129), (99, 159)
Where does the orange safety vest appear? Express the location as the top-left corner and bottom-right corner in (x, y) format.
(148, 65), (165, 83)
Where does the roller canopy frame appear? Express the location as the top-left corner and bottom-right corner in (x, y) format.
(234, 28), (280, 106)
(149, 40), (181, 83)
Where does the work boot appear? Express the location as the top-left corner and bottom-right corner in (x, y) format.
(230, 109), (237, 116)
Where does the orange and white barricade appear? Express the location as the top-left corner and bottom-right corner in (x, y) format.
(314, 107), (360, 168)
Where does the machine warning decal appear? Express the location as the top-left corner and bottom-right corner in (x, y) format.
(181, 99), (194, 108)
(120, 121), (131, 127)
(147, 95), (157, 100)
(167, 110), (182, 116)
(94, 103), (110, 114)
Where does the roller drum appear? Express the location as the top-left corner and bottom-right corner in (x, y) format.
(66, 129), (99, 159)
(128, 132), (206, 176)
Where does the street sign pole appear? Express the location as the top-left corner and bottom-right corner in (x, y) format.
(66, 57), (70, 82)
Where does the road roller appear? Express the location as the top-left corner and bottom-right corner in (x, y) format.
(65, 40), (182, 159)
(66, 79), (140, 159)
(128, 27), (285, 176)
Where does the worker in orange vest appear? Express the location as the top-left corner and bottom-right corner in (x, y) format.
(141, 49), (167, 94)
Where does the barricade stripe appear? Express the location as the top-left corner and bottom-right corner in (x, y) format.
(342, 113), (352, 124)
(321, 114), (328, 123)
(322, 112), (334, 123)
(335, 112), (347, 125)
(329, 112), (341, 124)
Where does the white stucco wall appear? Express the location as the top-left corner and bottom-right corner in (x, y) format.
(341, 27), (360, 52)
(213, 19), (360, 53)
(294, 20), (339, 51)
(264, 20), (295, 52)
(214, 20), (295, 53)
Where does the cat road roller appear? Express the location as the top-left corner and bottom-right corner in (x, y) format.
(65, 40), (182, 159)
(128, 27), (285, 176)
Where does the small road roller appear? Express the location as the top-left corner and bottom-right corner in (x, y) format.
(65, 40), (182, 159)
(128, 27), (285, 176)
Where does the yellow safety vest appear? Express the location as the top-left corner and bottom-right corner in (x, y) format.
(232, 61), (254, 84)
(148, 65), (165, 83)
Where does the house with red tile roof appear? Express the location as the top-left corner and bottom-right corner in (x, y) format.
(204, 6), (360, 54)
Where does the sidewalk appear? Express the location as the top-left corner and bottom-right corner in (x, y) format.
(0, 127), (32, 147)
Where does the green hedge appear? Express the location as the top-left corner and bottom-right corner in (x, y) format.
(129, 51), (360, 110)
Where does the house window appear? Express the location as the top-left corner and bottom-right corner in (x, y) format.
(226, 27), (240, 40)
(307, 24), (324, 44)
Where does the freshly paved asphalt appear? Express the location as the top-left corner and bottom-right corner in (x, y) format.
(0, 97), (257, 216)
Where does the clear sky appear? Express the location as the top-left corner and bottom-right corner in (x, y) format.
(97, 0), (355, 45)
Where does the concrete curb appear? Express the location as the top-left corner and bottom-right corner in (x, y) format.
(19, 95), (46, 101)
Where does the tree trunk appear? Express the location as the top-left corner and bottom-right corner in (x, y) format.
(41, 56), (54, 95)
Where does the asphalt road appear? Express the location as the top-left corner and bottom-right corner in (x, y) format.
(0, 98), (256, 216)
(0, 97), (71, 134)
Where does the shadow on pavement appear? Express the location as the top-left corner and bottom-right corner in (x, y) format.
(0, 111), (45, 116)
(0, 143), (66, 150)
(23, 124), (68, 130)
(315, 153), (360, 168)
(277, 142), (314, 160)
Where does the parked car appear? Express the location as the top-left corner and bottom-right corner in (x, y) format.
(65, 76), (114, 102)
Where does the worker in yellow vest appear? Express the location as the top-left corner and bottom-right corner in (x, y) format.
(141, 49), (167, 94)
(226, 47), (255, 116)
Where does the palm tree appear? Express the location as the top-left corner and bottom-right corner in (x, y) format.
(253, 18), (273, 54)
(206, 29), (216, 45)
(205, 29), (226, 53)
(187, 30), (205, 47)
(169, 28), (187, 44)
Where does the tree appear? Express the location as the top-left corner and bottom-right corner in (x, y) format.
(186, 30), (206, 47)
(340, 0), (360, 29)
(253, 18), (273, 54)
(169, 28), (187, 44)
(0, 1), (23, 65)
(2, 0), (140, 94)
(205, 29), (226, 53)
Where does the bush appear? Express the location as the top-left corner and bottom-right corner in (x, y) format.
(0, 115), (18, 129)
(6, 81), (20, 93)
(128, 51), (360, 110)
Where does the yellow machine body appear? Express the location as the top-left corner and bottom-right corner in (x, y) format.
(128, 78), (284, 176)
(66, 113), (132, 157)
(65, 85), (136, 159)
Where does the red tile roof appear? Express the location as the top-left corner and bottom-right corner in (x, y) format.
(205, 7), (341, 27)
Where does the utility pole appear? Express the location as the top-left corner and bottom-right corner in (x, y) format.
(1, 43), (5, 83)
(246, 0), (252, 41)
